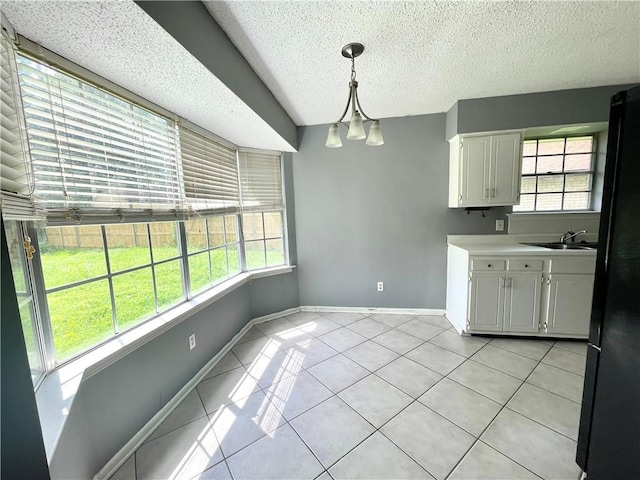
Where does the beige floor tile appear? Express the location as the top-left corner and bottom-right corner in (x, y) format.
(471, 345), (538, 380)
(329, 432), (434, 480)
(489, 337), (553, 361)
(343, 340), (399, 371)
(338, 374), (412, 427)
(428, 331), (485, 357)
(197, 367), (261, 414)
(448, 441), (539, 480)
(526, 363), (584, 403)
(481, 409), (581, 480)
(371, 329), (424, 355)
(146, 389), (206, 443)
(397, 319), (445, 341)
(290, 397), (375, 468)
(507, 383), (581, 440)
(318, 327), (367, 352)
(368, 313), (414, 328)
(307, 354), (370, 393)
(209, 389), (285, 458)
(346, 318), (392, 338)
(419, 378), (501, 436)
(376, 356), (442, 398)
(542, 346), (587, 376)
(226, 424), (323, 480)
(447, 360), (522, 405)
(405, 342), (466, 375)
(381, 402), (475, 480)
(264, 370), (333, 421)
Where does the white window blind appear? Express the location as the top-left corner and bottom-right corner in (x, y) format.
(179, 125), (239, 215)
(238, 150), (283, 212)
(16, 54), (183, 224)
(1, 31), (37, 219)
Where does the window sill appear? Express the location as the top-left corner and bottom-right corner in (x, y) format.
(34, 264), (294, 462)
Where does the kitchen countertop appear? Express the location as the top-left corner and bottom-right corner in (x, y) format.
(447, 234), (598, 256)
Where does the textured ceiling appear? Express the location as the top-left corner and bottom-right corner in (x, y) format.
(205, 0), (640, 126)
(1, 1), (294, 151)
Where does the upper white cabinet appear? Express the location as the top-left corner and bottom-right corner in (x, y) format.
(449, 132), (523, 207)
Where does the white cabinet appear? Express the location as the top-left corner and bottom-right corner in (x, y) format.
(449, 132), (523, 208)
(469, 272), (505, 332)
(467, 259), (542, 334)
(446, 247), (595, 339)
(504, 272), (542, 333)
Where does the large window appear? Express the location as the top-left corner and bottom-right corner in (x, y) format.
(514, 136), (595, 212)
(2, 36), (288, 372)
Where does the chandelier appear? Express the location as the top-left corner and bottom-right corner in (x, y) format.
(325, 43), (383, 148)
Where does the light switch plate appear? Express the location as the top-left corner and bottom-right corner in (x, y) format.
(496, 220), (505, 232)
(377, 282), (384, 292)
(188, 333), (196, 350)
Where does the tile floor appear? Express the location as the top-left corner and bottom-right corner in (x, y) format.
(110, 312), (588, 480)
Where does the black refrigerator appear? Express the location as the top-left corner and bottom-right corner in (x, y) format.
(576, 85), (640, 479)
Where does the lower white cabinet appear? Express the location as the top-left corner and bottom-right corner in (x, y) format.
(546, 274), (594, 336)
(504, 271), (542, 334)
(468, 269), (542, 334)
(446, 247), (595, 339)
(469, 272), (505, 332)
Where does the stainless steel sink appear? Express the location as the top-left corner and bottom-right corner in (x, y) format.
(521, 242), (598, 250)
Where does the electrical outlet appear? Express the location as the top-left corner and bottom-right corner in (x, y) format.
(496, 219), (505, 232)
(188, 333), (196, 350)
(377, 282), (384, 292)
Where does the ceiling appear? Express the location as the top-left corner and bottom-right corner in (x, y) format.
(1, 1), (639, 152)
(205, 0), (640, 126)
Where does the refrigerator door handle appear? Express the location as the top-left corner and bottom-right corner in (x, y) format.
(588, 343), (602, 352)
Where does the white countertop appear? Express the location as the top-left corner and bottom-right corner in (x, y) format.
(447, 234), (598, 256)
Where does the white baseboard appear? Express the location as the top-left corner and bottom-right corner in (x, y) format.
(93, 308), (295, 480)
(445, 313), (465, 335)
(301, 305), (446, 316)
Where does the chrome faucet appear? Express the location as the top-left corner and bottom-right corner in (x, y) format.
(560, 230), (587, 243)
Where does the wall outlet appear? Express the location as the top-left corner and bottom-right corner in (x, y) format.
(496, 219), (505, 232)
(188, 333), (196, 350)
(377, 282), (384, 292)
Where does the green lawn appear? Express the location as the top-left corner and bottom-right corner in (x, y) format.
(41, 245), (284, 360)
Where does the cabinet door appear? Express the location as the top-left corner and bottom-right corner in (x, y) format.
(469, 272), (505, 332)
(504, 272), (542, 333)
(546, 274), (594, 337)
(460, 136), (491, 206)
(490, 133), (522, 205)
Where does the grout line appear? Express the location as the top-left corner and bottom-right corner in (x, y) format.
(502, 404), (579, 443)
(444, 345), (559, 480)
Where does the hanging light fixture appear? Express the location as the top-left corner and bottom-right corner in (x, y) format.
(326, 43), (383, 148)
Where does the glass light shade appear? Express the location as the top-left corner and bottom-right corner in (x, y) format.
(366, 120), (384, 146)
(346, 111), (366, 140)
(325, 123), (342, 148)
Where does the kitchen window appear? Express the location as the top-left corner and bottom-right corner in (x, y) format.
(513, 136), (595, 212)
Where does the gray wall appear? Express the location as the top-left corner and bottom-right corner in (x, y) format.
(293, 114), (508, 309)
(1, 219), (50, 479)
(135, 1), (298, 150)
(446, 84), (636, 140)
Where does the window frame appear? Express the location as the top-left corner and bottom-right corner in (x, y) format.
(515, 135), (597, 213)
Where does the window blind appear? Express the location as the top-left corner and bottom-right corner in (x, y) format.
(1, 31), (38, 219)
(16, 54), (183, 224)
(179, 125), (239, 215)
(238, 150), (283, 212)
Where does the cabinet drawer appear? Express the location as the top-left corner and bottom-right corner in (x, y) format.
(471, 259), (506, 271)
(508, 259), (543, 271)
(549, 257), (596, 274)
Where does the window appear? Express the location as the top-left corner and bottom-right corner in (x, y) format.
(514, 136), (595, 212)
(38, 222), (185, 360)
(185, 215), (241, 294)
(4, 220), (45, 385)
(243, 211), (285, 270)
(1, 37), (288, 372)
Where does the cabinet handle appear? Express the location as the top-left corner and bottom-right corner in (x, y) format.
(500, 277), (505, 288)
(491, 188), (496, 198)
(507, 278), (512, 288)
(484, 188), (488, 199)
